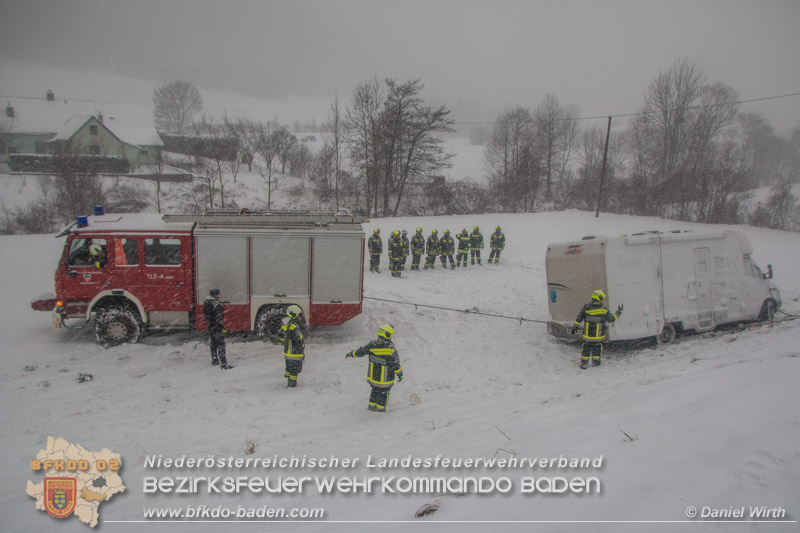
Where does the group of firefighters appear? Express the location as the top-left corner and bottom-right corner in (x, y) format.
(203, 289), (402, 412)
(202, 221), (623, 412)
(368, 226), (506, 278)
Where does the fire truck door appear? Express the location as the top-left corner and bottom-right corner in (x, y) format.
(141, 237), (192, 311)
(64, 237), (112, 299)
(693, 247), (715, 330)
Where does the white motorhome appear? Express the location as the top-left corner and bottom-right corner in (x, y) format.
(545, 230), (781, 344)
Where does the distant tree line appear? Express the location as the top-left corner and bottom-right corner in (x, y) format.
(481, 57), (800, 228)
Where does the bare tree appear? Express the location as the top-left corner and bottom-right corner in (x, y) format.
(346, 77), (383, 216)
(484, 106), (539, 211)
(274, 127), (298, 174)
(153, 81), (203, 134)
(628, 57), (740, 219)
(323, 93), (345, 209)
(533, 94), (579, 201)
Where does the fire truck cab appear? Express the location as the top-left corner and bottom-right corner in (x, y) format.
(33, 209), (367, 347)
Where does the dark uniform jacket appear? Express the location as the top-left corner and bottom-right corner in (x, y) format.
(411, 233), (426, 255)
(279, 317), (306, 359)
(439, 235), (455, 254)
(368, 234), (383, 254)
(490, 231), (506, 250)
(389, 236), (404, 259)
(470, 230), (484, 250)
(401, 236), (410, 259)
(203, 296), (224, 335)
(457, 233), (471, 253)
(426, 235), (440, 255)
(574, 302), (618, 342)
(348, 339), (403, 389)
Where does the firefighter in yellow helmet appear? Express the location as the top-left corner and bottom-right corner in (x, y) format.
(279, 305), (306, 387)
(470, 225), (484, 265)
(572, 290), (623, 369)
(368, 228), (383, 273)
(388, 231), (404, 278)
(346, 324), (403, 412)
(410, 228), (426, 270)
(456, 228), (471, 267)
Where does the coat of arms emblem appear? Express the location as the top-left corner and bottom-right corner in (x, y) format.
(44, 477), (77, 519)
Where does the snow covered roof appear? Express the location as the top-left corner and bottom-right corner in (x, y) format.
(49, 115), (97, 142)
(66, 213), (194, 235)
(2, 96), (162, 147)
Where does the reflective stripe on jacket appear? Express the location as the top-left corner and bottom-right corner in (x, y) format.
(574, 303), (618, 341)
(280, 318), (305, 358)
(348, 339), (403, 388)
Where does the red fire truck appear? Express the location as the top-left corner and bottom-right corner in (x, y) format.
(31, 209), (367, 346)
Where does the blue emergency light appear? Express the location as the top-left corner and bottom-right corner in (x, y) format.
(76, 216), (88, 228)
(94, 205), (104, 216)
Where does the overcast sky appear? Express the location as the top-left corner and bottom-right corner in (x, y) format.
(1, 0), (799, 132)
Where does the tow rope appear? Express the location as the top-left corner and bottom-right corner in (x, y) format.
(363, 296), (549, 325)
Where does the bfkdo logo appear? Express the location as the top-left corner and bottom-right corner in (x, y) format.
(44, 478), (77, 519)
(27, 437), (126, 528)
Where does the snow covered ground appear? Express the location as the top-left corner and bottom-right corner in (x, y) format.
(1, 209), (798, 532)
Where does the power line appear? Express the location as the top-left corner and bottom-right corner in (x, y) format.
(452, 91), (800, 125)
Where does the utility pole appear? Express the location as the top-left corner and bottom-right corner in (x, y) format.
(595, 116), (612, 218)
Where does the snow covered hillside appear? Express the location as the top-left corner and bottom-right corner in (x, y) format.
(1, 210), (799, 532)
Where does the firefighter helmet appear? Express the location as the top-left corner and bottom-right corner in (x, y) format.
(209, 288), (220, 297)
(392, 230), (399, 237)
(432, 229), (438, 234)
(416, 227), (422, 233)
(495, 225), (501, 231)
(402, 229), (407, 234)
(473, 226), (479, 231)
(444, 229), (450, 235)
(377, 324), (394, 340)
(89, 243), (102, 257)
(592, 290), (606, 303)
(373, 228), (380, 234)
(286, 304), (302, 318)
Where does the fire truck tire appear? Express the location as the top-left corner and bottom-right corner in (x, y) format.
(94, 307), (142, 347)
(256, 307), (286, 344)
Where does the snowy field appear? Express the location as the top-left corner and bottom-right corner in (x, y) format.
(1, 209), (799, 532)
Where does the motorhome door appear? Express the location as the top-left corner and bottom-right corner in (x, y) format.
(693, 248), (715, 330)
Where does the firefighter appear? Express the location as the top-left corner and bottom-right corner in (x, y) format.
(388, 231), (404, 278)
(410, 228), (426, 270)
(456, 229), (471, 267)
(346, 324), (403, 412)
(279, 305), (306, 387)
(368, 228), (383, 273)
(439, 230), (455, 270)
(203, 288), (233, 369)
(89, 243), (107, 269)
(470, 225), (484, 265)
(571, 290), (623, 369)
(400, 230), (410, 272)
(424, 229), (439, 269)
(488, 226), (505, 264)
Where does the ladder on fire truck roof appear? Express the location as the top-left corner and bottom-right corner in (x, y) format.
(162, 208), (367, 227)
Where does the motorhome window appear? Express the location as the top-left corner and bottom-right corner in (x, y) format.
(68, 238), (107, 266)
(714, 256), (734, 274)
(145, 238), (181, 265)
(116, 239), (139, 266)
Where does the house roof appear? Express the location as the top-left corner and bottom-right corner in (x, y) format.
(2, 96), (162, 147)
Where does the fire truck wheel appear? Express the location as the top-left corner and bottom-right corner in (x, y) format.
(656, 323), (677, 345)
(256, 307), (286, 344)
(94, 308), (142, 347)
